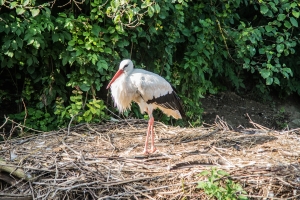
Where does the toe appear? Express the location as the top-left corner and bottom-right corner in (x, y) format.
(149, 147), (157, 153)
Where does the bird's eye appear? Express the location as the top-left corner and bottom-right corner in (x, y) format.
(124, 64), (129, 68)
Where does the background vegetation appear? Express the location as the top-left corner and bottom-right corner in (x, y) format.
(0, 0), (299, 132)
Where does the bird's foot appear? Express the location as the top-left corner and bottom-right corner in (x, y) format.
(142, 147), (156, 155)
(142, 149), (149, 155)
(149, 146), (157, 153)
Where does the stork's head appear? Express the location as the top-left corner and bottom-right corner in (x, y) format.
(106, 59), (134, 89)
(119, 59), (134, 73)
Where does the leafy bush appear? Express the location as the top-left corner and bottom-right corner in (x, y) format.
(0, 0), (300, 131)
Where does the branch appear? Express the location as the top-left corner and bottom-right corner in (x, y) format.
(0, 160), (30, 181)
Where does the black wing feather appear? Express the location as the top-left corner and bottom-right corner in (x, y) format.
(146, 87), (186, 119)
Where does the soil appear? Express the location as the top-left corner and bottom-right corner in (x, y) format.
(200, 91), (300, 130)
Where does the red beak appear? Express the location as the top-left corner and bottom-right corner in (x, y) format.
(106, 69), (124, 89)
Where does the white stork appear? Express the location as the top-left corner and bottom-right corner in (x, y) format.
(106, 59), (185, 154)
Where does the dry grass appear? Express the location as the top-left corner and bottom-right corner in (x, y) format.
(0, 117), (300, 199)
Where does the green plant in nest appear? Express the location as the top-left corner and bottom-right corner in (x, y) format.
(197, 167), (248, 200)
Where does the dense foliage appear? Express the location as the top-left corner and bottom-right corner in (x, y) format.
(0, 0), (299, 131)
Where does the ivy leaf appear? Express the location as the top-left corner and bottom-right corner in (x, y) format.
(290, 17), (298, 27)
(16, 7), (26, 15)
(260, 4), (268, 15)
(30, 8), (40, 17)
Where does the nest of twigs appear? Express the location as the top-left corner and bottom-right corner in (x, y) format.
(0, 116), (300, 199)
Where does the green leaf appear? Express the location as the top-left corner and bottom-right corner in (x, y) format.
(23, 0), (30, 6)
(197, 181), (206, 189)
(10, 1), (18, 8)
(27, 65), (35, 74)
(83, 32), (90, 37)
(85, 42), (92, 50)
(104, 47), (112, 54)
(62, 55), (69, 66)
(33, 40), (40, 49)
(260, 4), (269, 15)
(276, 44), (284, 53)
(52, 33), (59, 42)
(259, 48), (265, 54)
(217, 170), (229, 176)
(16, 7), (26, 15)
(68, 40), (76, 46)
(154, 4), (160, 13)
(266, 77), (273, 85)
(16, 28), (22, 36)
(148, 6), (155, 17)
(274, 77), (280, 85)
(291, 2), (297, 8)
(97, 60), (108, 71)
(292, 10), (300, 18)
(5, 51), (14, 58)
(260, 69), (270, 79)
(199, 170), (210, 176)
(265, 25), (273, 32)
(175, 4), (182, 10)
(91, 25), (101, 36)
(16, 37), (23, 48)
(27, 57), (33, 66)
(238, 195), (249, 200)
(277, 14), (286, 21)
(290, 17), (298, 27)
(284, 20), (291, 29)
(182, 28), (191, 36)
(268, 2), (277, 12)
(0, 0), (6, 6)
(113, 14), (121, 24)
(30, 9), (40, 17)
(79, 84), (90, 92)
(11, 40), (18, 50)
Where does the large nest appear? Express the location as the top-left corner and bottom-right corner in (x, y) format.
(0, 117), (300, 199)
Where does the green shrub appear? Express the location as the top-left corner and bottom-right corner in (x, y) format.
(0, 0), (300, 131)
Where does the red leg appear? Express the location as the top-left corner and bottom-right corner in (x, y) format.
(143, 119), (152, 154)
(149, 117), (156, 153)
